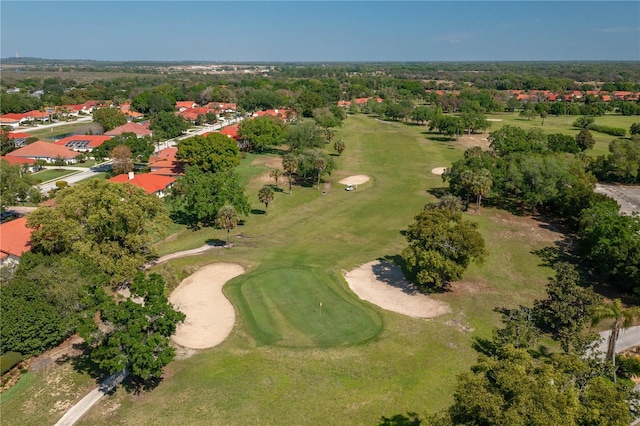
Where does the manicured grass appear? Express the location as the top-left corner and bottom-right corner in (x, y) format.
(6, 114), (565, 425)
(31, 168), (77, 183)
(227, 267), (382, 347)
(27, 122), (94, 140)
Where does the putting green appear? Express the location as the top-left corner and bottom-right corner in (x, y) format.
(226, 267), (383, 347)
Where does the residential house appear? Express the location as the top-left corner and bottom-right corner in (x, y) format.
(105, 122), (152, 138)
(53, 135), (111, 152)
(6, 141), (78, 164)
(252, 108), (296, 122)
(148, 148), (183, 177)
(109, 172), (175, 197)
(0, 217), (33, 267)
(0, 114), (24, 129)
(6, 132), (34, 148)
(176, 101), (197, 111)
(0, 155), (38, 172)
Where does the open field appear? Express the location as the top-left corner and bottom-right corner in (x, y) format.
(2, 115), (565, 425)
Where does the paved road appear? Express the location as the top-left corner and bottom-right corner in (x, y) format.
(38, 161), (112, 194)
(595, 184), (640, 215)
(54, 370), (127, 426)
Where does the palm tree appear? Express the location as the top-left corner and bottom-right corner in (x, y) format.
(469, 169), (493, 213)
(258, 186), (274, 214)
(334, 139), (345, 155)
(282, 153), (297, 194)
(215, 205), (239, 246)
(269, 168), (282, 189)
(313, 156), (327, 190)
(591, 299), (640, 382)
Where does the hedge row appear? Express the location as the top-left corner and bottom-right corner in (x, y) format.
(588, 124), (626, 136)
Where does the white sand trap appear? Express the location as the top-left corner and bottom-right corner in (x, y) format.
(339, 175), (370, 185)
(169, 263), (244, 349)
(344, 260), (450, 318)
(431, 167), (447, 175)
(487, 118), (503, 122)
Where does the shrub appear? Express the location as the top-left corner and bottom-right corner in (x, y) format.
(0, 352), (23, 375)
(55, 181), (68, 189)
(588, 124), (626, 137)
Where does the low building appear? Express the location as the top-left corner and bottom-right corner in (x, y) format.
(6, 141), (78, 164)
(53, 135), (111, 152)
(105, 122), (152, 138)
(109, 172), (175, 197)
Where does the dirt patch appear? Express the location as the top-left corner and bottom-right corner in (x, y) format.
(251, 156), (283, 169)
(489, 210), (563, 244)
(454, 131), (491, 150)
(344, 260), (450, 318)
(448, 281), (488, 294)
(169, 263), (245, 350)
(339, 175), (370, 185)
(431, 167), (447, 175)
(29, 335), (84, 373)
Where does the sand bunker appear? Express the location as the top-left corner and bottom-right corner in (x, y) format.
(431, 167), (447, 175)
(169, 263), (244, 349)
(339, 175), (370, 185)
(344, 260), (450, 318)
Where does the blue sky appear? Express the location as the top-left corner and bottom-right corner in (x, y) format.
(1, 1), (639, 61)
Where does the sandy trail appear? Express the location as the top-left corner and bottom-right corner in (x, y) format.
(169, 263), (244, 349)
(344, 260), (450, 318)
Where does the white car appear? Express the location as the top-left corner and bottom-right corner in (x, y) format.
(345, 184), (354, 191)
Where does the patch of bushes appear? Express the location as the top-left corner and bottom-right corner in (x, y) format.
(588, 124), (626, 137)
(0, 352), (23, 375)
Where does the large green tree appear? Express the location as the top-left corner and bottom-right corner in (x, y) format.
(27, 180), (170, 285)
(286, 121), (326, 152)
(93, 107), (127, 131)
(1, 159), (37, 210)
(237, 115), (286, 152)
(176, 133), (241, 174)
(282, 153), (298, 194)
(79, 273), (185, 382)
(169, 166), (250, 228)
(444, 345), (638, 426)
(150, 111), (190, 140)
(401, 205), (487, 290)
(579, 202), (640, 293)
(532, 262), (602, 352)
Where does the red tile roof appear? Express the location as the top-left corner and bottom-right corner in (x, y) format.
(7, 132), (33, 139)
(6, 141), (78, 159)
(109, 173), (175, 195)
(219, 124), (239, 139)
(0, 155), (36, 165)
(149, 147), (178, 163)
(176, 101), (196, 109)
(105, 122), (152, 137)
(0, 217), (33, 258)
(53, 135), (111, 149)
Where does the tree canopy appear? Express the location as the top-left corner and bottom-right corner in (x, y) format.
(401, 204), (487, 290)
(79, 272), (185, 382)
(93, 107), (127, 131)
(237, 115), (287, 152)
(176, 133), (241, 174)
(169, 166), (250, 228)
(27, 180), (170, 285)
